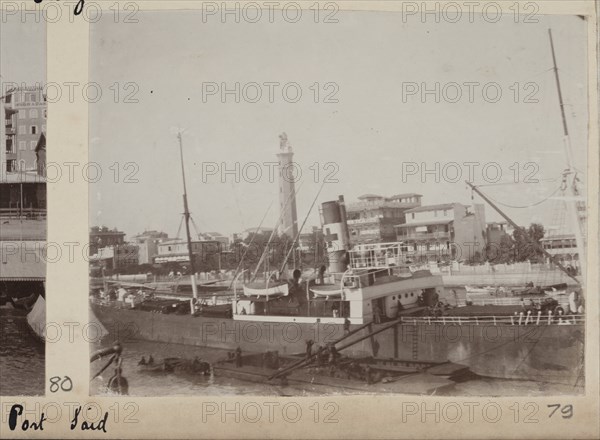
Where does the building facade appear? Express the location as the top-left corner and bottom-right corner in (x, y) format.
(395, 202), (486, 262)
(132, 230), (169, 265)
(345, 193), (422, 244)
(540, 233), (580, 271)
(2, 86), (47, 173)
(89, 226), (126, 256)
(154, 239), (222, 268)
(277, 133), (298, 239)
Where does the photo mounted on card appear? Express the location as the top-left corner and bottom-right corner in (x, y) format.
(1, 15), (47, 397)
(85, 6), (590, 399)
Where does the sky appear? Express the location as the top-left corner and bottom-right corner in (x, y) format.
(0, 16), (46, 90)
(88, 10), (589, 240)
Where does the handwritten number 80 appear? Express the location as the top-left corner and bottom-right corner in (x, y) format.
(49, 376), (73, 393)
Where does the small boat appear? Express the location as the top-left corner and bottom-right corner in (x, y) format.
(243, 281), (289, 297)
(310, 284), (343, 298)
(138, 356), (210, 375)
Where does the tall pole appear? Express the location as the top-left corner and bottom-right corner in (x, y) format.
(466, 181), (579, 285)
(177, 132), (198, 300)
(548, 29), (586, 284)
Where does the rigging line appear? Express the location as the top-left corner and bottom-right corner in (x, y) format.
(482, 185), (561, 209)
(250, 180), (305, 282)
(229, 200), (274, 289)
(474, 177), (560, 188)
(175, 215), (184, 240)
(279, 180), (328, 274)
(190, 217), (201, 238)
(230, 180), (247, 232)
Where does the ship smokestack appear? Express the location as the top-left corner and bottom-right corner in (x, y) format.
(321, 195), (350, 273)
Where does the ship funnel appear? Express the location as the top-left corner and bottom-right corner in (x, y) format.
(321, 195), (350, 273)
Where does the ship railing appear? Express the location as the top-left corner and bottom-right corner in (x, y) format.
(459, 297), (570, 308)
(400, 313), (585, 326)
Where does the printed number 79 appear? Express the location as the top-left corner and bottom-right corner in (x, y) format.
(548, 404), (573, 419)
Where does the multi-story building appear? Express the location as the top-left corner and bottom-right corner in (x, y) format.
(132, 230), (169, 265)
(2, 85), (47, 173)
(89, 226), (126, 256)
(298, 226), (323, 251)
(90, 244), (140, 271)
(154, 239), (222, 268)
(1, 87), (46, 217)
(486, 222), (513, 246)
(241, 227), (274, 241)
(345, 193), (422, 244)
(395, 202), (486, 262)
(198, 232), (229, 248)
(540, 234), (580, 271)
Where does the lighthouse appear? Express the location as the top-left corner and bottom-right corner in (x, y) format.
(277, 133), (298, 239)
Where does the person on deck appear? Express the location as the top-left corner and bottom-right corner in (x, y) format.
(235, 346), (243, 368)
(305, 340), (314, 360)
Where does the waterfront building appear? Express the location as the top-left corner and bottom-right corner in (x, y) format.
(540, 233), (580, 270)
(240, 227), (274, 241)
(486, 221), (513, 246)
(90, 244), (140, 271)
(198, 231), (229, 248)
(345, 193), (422, 244)
(131, 230), (170, 265)
(154, 239), (221, 267)
(2, 85), (47, 173)
(395, 202), (486, 262)
(89, 226), (126, 256)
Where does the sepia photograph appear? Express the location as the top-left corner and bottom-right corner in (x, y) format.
(0, 16), (47, 396)
(87, 9), (588, 398)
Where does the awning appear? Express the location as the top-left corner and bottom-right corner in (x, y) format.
(396, 219), (452, 228)
(154, 254), (190, 263)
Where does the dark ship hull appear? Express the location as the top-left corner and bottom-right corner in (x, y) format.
(92, 302), (584, 387)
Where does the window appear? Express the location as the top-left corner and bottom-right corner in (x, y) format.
(30, 141), (37, 150)
(434, 210), (438, 217)
(44, 109), (47, 118)
(29, 109), (38, 118)
(443, 210), (448, 216)
(19, 125), (26, 134)
(411, 213), (415, 220)
(19, 141), (26, 150)
(31, 126), (37, 135)
(18, 109), (26, 119)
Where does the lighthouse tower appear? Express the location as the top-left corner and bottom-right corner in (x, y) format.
(277, 133), (298, 239)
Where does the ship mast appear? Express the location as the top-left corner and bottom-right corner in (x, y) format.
(548, 28), (586, 283)
(177, 132), (198, 299)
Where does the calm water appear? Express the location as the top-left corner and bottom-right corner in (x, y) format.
(0, 307), (45, 396)
(90, 339), (581, 397)
(90, 287), (582, 397)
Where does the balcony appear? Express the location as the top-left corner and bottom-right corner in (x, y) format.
(397, 231), (451, 241)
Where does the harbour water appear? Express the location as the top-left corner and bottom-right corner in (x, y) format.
(0, 307), (45, 396)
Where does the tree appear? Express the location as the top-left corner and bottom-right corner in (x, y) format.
(512, 223), (545, 262)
